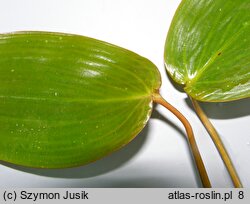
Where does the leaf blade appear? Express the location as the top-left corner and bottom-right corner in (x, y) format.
(0, 31), (161, 168)
(165, 0), (250, 101)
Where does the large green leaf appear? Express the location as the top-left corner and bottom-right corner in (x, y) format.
(165, 0), (250, 102)
(0, 31), (161, 168)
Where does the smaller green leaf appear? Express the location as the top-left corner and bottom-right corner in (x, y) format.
(165, 0), (250, 102)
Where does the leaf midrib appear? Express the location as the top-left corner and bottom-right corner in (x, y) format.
(0, 94), (151, 103)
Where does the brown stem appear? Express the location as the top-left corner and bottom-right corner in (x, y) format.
(190, 97), (242, 188)
(153, 93), (211, 188)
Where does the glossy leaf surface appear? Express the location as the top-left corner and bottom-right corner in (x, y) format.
(0, 31), (161, 168)
(165, 0), (250, 102)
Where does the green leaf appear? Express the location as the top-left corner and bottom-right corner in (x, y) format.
(165, 0), (250, 102)
(0, 31), (161, 168)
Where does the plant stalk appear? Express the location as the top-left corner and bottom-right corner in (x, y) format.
(190, 97), (242, 188)
(153, 93), (211, 188)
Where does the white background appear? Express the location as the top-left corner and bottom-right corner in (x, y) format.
(0, 0), (249, 187)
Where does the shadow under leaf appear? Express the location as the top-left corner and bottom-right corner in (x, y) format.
(151, 107), (202, 187)
(185, 97), (250, 119)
